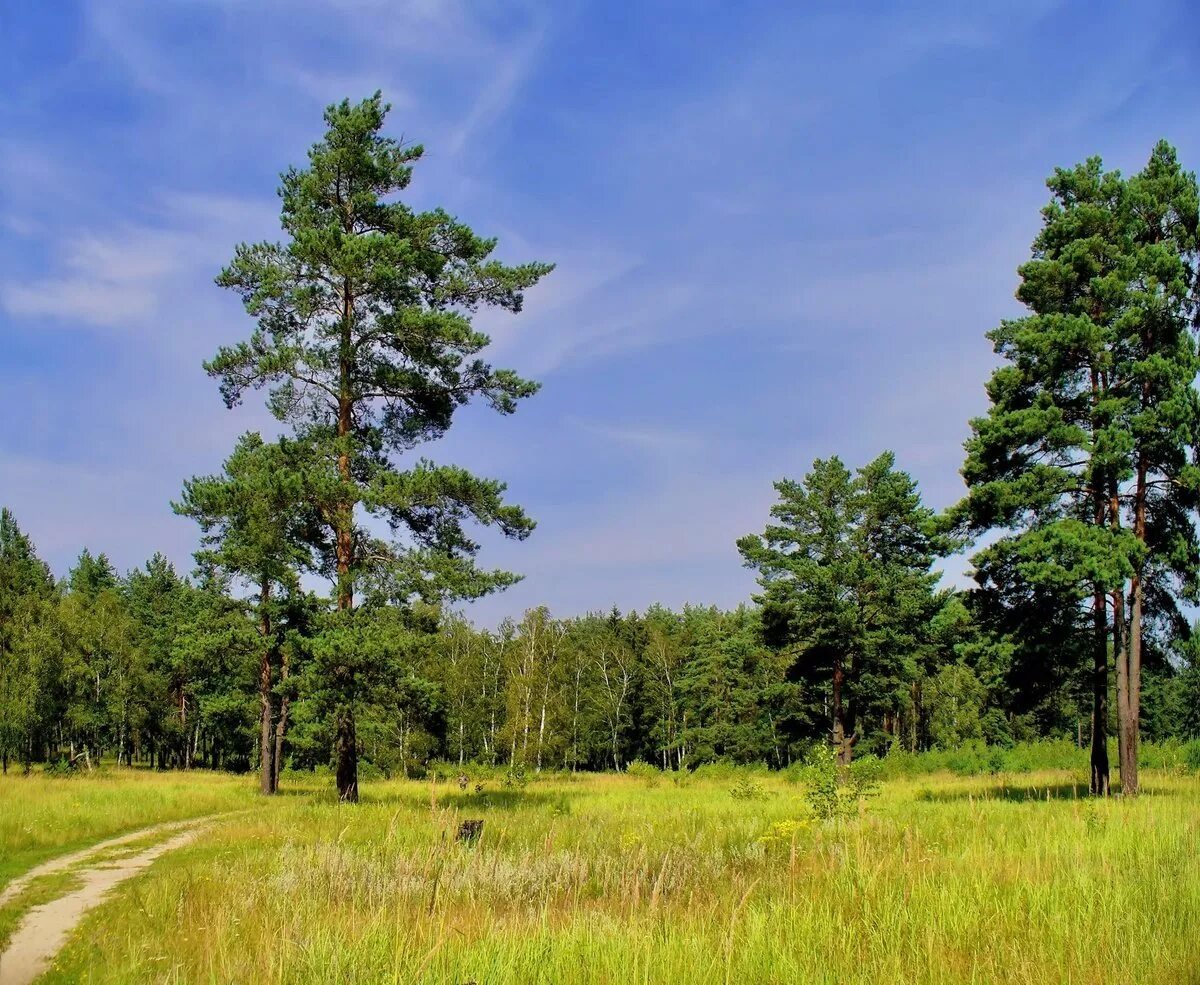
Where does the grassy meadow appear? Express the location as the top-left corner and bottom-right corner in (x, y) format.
(3, 763), (1198, 984)
(0, 769), (257, 885)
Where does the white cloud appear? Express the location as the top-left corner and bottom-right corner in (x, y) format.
(1, 192), (278, 335)
(443, 16), (550, 157)
(573, 419), (706, 457)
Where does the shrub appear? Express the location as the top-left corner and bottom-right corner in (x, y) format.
(1140, 739), (1200, 774)
(846, 754), (883, 800)
(624, 763), (662, 782)
(357, 760), (387, 781)
(729, 775), (767, 801)
(625, 760), (662, 786)
(877, 739), (1094, 778)
(801, 745), (842, 820)
(502, 763), (529, 788)
(799, 745), (881, 820)
(693, 761), (757, 782)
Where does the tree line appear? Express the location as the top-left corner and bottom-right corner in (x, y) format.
(2, 515), (1196, 784)
(1, 95), (1198, 798)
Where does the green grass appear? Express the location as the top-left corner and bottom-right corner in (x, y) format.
(0, 870), (83, 950)
(9, 767), (1198, 984)
(0, 767), (256, 885)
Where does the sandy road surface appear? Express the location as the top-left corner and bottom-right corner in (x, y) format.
(0, 818), (214, 985)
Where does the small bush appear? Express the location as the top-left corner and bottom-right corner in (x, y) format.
(357, 760), (387, 781)
(729, 775), (767, 801)
(502, 763), (529, 788)
(1140, 739), (1200, 774)
(800, 745), (882, 820)
(801, 745), (842, 820)
(878, 739), (1093, 778)
(692, 761), (742, 782)
(625, 760), (662, 786)
(846, 754), (883, 800)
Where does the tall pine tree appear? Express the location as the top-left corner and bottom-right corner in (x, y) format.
(207, 94), (551, 800)
(957, 142), (1200, 795)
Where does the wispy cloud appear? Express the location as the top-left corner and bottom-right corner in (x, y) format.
(1, 193), (278, 336)
(573, 420), (706, 457)
(444, 16), (550, 157)
(2, 0), (1197, 620)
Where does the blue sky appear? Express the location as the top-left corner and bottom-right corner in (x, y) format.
(2, 0), (1198, 624)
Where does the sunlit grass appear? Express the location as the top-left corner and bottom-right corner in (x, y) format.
(13, 768), (1198, 984)
(0, 870), (83, 950)
(0, 768), (256, 885)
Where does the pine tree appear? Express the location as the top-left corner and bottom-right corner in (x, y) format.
(176, 433), (319, 792)
(957, 142), (1200, 794)
(738, 453), (944, 770)
(1106, 143), (1200, 794)
(206, 94), (552, 800)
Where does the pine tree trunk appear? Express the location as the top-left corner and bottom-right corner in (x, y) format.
(1106, 472), (1136, 796)
(832, 652), (851, 776)
(273, 644), (290, 792)
(333, 356), (359, 801)
(1089, 589), (1110, 795)
(1124, 463), (1147, 796)
(1087, 376), (1110, 796)
(1112, 587), (1136, 795)
(258, 578), (276, 795)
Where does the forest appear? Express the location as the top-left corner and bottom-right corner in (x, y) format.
(2, 95), (1199, 803)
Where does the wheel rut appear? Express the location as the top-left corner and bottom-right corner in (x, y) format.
(0, 818), (215, 985)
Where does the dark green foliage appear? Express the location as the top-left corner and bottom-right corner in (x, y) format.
(956, 140), (1200, 795)
(176, 433), (320, 792)
(0, 509), (59, 771)
(205, 93), (551, 800)
(738, 452), (949, 768)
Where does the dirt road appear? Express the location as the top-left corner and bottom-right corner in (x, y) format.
(0, 819), (213, 985)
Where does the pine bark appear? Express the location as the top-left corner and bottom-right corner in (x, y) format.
(273, 645), (290, 792)
(258, 578), (276, 795)
(333, 281), (359, 803)
(1089, 588), (1110, 795)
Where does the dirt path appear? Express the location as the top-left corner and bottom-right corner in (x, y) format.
(0, 820), (212, 985)
(0, 817), (209, 909)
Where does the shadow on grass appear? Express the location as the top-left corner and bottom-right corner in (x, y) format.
(272, 776), (574, 811)
(916, 780), (1161, 802)
(433, 789), (567, 811)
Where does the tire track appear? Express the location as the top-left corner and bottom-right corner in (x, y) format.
(0, 819), (214, 985)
